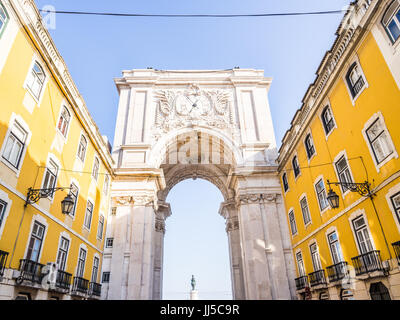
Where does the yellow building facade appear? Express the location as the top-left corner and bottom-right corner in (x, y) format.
(0, 0), (114, 299)
(278, 0), (400, 300)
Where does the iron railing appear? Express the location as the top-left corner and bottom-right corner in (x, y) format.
(295, 275), (309, 291)
(88, 282), (102, 297)
(72, 276), (89, 295)
(0, 250), (8, 277)
(308, 269), (327, 287)
(55, 270), (72, 291)
(326, 261), (348, 282)
(392, 241), (400, 265)
(351, 250), (383, 276)
(18, 259), (44, 284)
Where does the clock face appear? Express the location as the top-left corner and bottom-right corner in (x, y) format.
(175, 94), (210, 116)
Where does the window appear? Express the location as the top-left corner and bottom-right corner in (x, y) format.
(310, 243), (322, 271)
(288, 210), (297, 236)
(305, 134), (315, 159)
(282, 173), (289, 192)
(69, 183), (79, 217)
(390, 192), (400, 224)
(382, 0), (400, 43)
(327, 231), (344, 264)
(111, 207), (117, 216)
(102, 272), (110, 283)
(57, 107), (71, 137)
(300, 197), (311, 225)
(292, 156), (300, 178)
(77, 135), (87, 162)
(42, 159), (58, 196)
(2, 122), (27, 169)
(315, 179), (329, 211)
(91, 257), (99, 283)
(346, 62), (365, 98)
(84, 201), (94, 230)
(0, 200), (6, 228)
(56, 237), (69, 271)
(366, 118), (393, 164)
(321, 106), (335, 135)
(106, 238), (114, 248)
(103, 175), (110, 195)
(369, 282), (391, 300)
(92, 157), (100, 181)
(26, 61), (46, 99)
(335, 156), (353, 192)
(26, 221), (45, 262)
(296, 252), (306, 276)
(0, 2), (9, 37)
(352, 216), (374, 254)
(76, 248), (86, 277)
(97, 215), (104, 240)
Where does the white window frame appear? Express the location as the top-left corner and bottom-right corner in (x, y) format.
(0, 1), (9, 38)
(309, 240), (323, 272)
(385, 182), (400, 233)
(292, 153), (301, 180)
(23, 56), (48, 105)
(92, 155), (100, 181)
(91, 254), (100, 283)
(295, 249), (306, 277)
(56, 103), (72, 141)
(83, 199), (94, 231)
(40, 154), (61, 202)
(343, 55), (368, 105)
(333, 150), (356, 198)
(314, 175), (330, 214)
(319, 101), (337, 140)
(325, 226), (345, 265)
(23, 214), (48, 263)
(68, 179), (79, 219)
(348, 210), (376, 256)
(0, 113), (32, 177)
(299, 193), (312, 227)
(282, 171), (289, 194)
(381, 0), (400, 45)
(362, 112), (398, 172)
(56, 232), (71, 271)
(103, 174), (110, 195)
(288, 208), (297, 237)
(304, 130), (317, 163)
(76, 245), (87, 278)
(0, 189), (11, 240)
(97, 214), (104, 240)
(105, 238), (114, 248)
(76, 132), (88, 164)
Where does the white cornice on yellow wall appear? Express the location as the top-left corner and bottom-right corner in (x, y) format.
(9, 0), (114, 174)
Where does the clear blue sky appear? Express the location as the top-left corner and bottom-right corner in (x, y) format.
(34, 0), (351, 299)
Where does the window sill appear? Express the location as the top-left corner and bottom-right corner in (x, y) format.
(374, 152), (398, 173)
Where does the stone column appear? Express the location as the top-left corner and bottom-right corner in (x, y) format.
(219, 199), (245, 300)
(152, 201), (171, 300)
(126, 194), (157, 300)
(107, 196), (134, 300)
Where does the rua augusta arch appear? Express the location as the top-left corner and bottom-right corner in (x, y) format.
(102, 69), (297, 300)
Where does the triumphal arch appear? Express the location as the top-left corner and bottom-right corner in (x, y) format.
(104, 68), (297, 300)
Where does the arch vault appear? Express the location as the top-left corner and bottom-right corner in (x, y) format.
(103, 69), (297, 300)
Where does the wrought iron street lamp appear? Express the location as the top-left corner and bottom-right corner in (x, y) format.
(25, 187), (74, 215)
(326, 179), (373, 209)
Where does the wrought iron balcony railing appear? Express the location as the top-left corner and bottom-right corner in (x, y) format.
(294, 275), (309, 291)
(351, 250), (383, 276)
(0, 250), (8, 277)
(326, 261), (348, 282)
(88, 282), (102, 297)
(72, 276), (89, 295)
(308, 269), (327, 287)
(17, 259), (44, 284)
(392, 241), (400, 265)
(55, 270), (72, 291)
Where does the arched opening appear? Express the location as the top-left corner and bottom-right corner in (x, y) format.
(162, 178), (232, 300)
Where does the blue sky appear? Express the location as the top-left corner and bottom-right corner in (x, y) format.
(34, 0), (351, 299)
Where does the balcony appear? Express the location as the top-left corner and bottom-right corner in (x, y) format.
(392, 241), (400, 265)
(16, 259), (44, 285)
(308, 270), (327, 287)
(295, 276), (309, 291)
(326, 261), (349, 283)
(351, 250), (384, 276)
(0, 250), (8, 277)
(54, 270), (72, 292)
(71, 276), (89, 296)
(88, 282), (102, 298)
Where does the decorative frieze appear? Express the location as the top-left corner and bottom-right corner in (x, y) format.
(237, 193), (279, 205)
